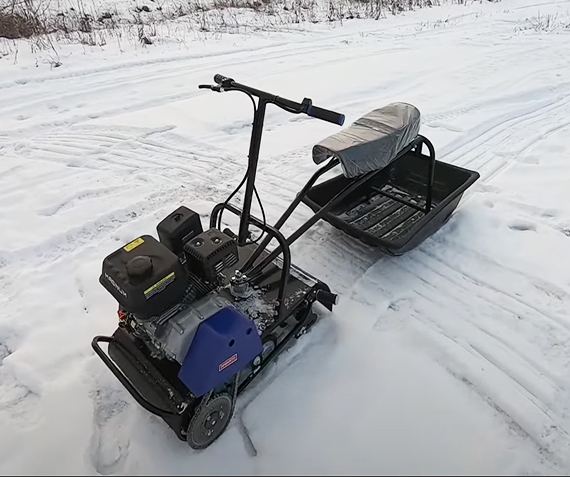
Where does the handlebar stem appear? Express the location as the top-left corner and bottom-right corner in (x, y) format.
(204, 74), (344, 246)
(237, 97), (267, 245)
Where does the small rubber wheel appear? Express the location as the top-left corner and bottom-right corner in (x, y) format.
(252, 334), (276, 373)
(186, 393), (233, 450)
(296, 311), (318, 338)
(262, 336), (276, 358)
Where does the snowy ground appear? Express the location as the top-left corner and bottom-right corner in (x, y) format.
(1, 0), (570, 474)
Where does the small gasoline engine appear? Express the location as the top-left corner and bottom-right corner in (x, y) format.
(94, 205), (336, 449)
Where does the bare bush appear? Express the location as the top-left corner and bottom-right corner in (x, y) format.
(515, 12), (570, 33)
(0, 0), (46, 39)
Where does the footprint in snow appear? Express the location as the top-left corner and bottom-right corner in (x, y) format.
(508, 221), (536, 232)
(0, 342), (13, 364)
(87, 384), (131, 475)
(520, 154), (540, 165)
(373, 297), (412, 331)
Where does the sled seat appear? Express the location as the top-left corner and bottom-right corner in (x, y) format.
(312, 102), (421, 178)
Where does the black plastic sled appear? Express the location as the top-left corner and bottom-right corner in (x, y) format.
(302, 133), (480, 255)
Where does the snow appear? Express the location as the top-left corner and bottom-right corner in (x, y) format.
(1, 0), (570, 474)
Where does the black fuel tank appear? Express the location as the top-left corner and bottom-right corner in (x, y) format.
(100, 235), (188, 320)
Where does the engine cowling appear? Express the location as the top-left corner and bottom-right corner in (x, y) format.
(178, 305), (263, 396)
(134, 293), (262, 397)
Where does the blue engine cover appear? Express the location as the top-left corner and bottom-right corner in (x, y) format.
(178, 306), (263, 397)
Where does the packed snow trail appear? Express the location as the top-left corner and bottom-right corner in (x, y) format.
(1, 0), (570, 474)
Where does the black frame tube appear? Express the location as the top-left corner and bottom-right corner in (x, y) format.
(245, 167), (380, 279)
(238, 99), (267, 245)
(239, 136), (437, 279)
(362, 135), (436, 214)
(240, 157), (340, 273)
(419, 135), (436, 212)
(91, 335), (181, 418)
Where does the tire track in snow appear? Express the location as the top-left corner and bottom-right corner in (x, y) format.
(2, 1), (570, 474)
(0, 42), (341, 122)
(0, 4), (537, 142)
(439, 86), (570, 168)
(266, 112), (570, 469)
(345, 247), (570, 471)
(408, 250), (570, 388)
(423, 246), (570, 335)
(2, 26), (455, 138)
(0, 3), (500, 93)
(429, 87), (570, 214)
(511, 0), (570, 10)
(0, 125), (252, 272)
(37, 186), (127, 217)
(4, 124), (244, 178)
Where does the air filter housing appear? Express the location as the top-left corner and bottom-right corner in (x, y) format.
(183, 228), (239, 282)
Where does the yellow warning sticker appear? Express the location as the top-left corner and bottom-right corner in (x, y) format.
(124, 237), (145, 252)
(144, 272), (176, 299)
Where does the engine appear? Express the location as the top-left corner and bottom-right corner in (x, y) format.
(99, 206), (263, 397)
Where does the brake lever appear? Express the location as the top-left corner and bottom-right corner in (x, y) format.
(301, 98), (312, 113)
(198, 84), (223, 92)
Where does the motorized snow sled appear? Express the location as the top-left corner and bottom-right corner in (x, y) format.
(92, 74), (479, 450)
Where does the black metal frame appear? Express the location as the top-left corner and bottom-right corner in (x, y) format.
(365, 135), (435, 212)
(199, 74), (338, 246)
(91, 76), (441, 440)
(236, 135), (436, 280)
(91, 290), (320, 426)
(92, 334), (184, 418)
(201, 76), (437, 324)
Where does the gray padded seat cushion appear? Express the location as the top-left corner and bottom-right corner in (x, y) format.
(312, 102), (421, 178)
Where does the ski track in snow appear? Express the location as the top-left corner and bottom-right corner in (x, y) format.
(1, 0), (570, 474)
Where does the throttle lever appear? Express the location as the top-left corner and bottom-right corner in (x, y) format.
(214, 74), (235, 87)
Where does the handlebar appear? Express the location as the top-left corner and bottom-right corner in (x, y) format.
(199, 74), (345, 126)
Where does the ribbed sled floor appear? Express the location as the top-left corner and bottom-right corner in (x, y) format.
(334, 184), (436, 242)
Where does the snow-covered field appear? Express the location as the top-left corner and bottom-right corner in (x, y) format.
(1, 0), (570, 474)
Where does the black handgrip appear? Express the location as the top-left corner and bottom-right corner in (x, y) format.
(307, 105), (345, 126)
(315, 289), (340, 307)
(214, 74), (234, 85)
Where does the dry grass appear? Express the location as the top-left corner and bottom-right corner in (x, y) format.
(0, 0), (496, 55)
